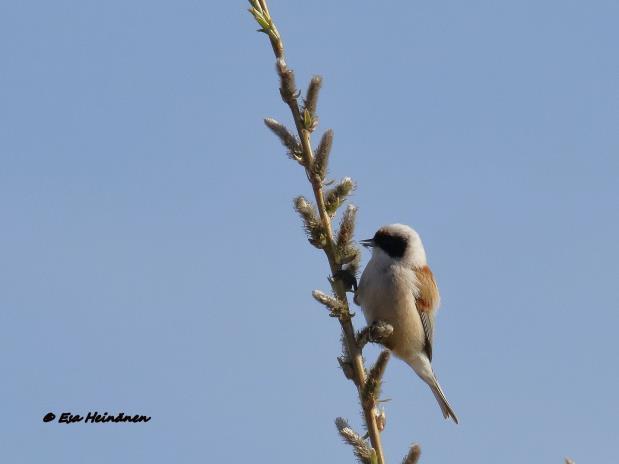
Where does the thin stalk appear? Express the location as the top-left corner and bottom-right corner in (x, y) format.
(291, 105), (385, 463)
(248, 2), (385, 462)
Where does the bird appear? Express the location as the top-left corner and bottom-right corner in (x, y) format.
(354, 223), (458, 423)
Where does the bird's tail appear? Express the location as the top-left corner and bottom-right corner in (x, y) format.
(429, 377), (459, 424)
(405, 355), (459, 424)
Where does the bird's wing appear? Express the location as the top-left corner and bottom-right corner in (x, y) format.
(414, 266), (440, 362)
(418, 310), (434, 362)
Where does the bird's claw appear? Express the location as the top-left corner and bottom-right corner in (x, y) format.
(331, 269), (358, 292)
(368, 321), (394, 343)
(357, 321), (394, 348)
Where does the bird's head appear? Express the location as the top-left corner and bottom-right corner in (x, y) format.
(360, 224), (427, 268)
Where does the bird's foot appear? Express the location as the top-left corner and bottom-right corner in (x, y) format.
(356, 321), (394, 349)
(330, 268), (358, 293)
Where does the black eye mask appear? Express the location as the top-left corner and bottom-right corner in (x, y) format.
(373, 230), (408, 258)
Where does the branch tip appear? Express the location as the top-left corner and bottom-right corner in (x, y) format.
(402, 444), (421, 464)
(312, 129), (334, 181)
(336, 204), (360, 273)
(325, 177), (356, 217)
(264, 118), (302, 163)
(304, 75), (323, 116)
(293, 196), (326, 249)
(374, 408), (386, 432)
(335, 417), (375, 464)
(362, 350), (390, 409)
(276, 58), (297, 101)
(312, 290), (352, 320)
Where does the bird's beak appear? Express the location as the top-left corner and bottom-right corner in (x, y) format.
(360, 238), (375, 248)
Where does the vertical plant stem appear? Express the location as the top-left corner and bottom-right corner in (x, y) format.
(293, 111), (385, 463)
(248, 2), (385, 462)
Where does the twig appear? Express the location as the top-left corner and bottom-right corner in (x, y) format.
(248, 2), (386, 463)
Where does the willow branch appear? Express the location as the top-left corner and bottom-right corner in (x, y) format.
(248, 2), (385, 463)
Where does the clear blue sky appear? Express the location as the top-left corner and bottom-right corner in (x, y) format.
(1, 1), (618, 462)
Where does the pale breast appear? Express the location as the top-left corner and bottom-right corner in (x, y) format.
(357, 261), (426, 357)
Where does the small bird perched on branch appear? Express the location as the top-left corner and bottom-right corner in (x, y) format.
(355, 224), (458, 423)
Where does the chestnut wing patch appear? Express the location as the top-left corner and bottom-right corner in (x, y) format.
(414, 266), (440, 312)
